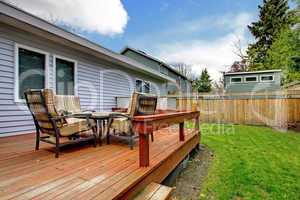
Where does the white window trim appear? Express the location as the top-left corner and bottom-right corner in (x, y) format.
(14, 43), (49, 103)
(244, 75), (258, 83)
(135, 79), (151, 93)
(230, 76), (243, 84)
(260, 74), (274, 82)
(53, 55), (78, 96)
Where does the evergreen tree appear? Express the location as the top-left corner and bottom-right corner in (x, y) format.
(247, 0), (291, 69)
(264, 0), (300, 84)
(194, 69), (212, 93)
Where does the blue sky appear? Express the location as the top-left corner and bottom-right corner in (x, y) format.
(8, 0), (270, 80)
(90, 0), (262, 52)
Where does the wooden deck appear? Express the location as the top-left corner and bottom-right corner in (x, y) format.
(0, 127), (199, 200)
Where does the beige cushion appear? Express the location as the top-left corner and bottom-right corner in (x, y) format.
(59, 118), (91, 137)
(55, 95), (81, 114)
(110, 117), (130, 134)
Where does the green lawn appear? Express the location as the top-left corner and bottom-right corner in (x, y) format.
(199, 124), (300, 200)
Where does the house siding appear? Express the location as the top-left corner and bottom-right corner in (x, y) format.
(122, 50), (192, 94)
(122, 50), (160, 72)
(0, 23), (166, 136)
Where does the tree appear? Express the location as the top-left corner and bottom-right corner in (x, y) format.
(292, 0), (300, 30)
(170, 62), (194, 80)
(233, 38), (247, 60)
(229, 59), (248, 72)
(264, 1), (300, 84)
(247, 0), (291, 69)
(194, 69), (212, 93)
(213, 76), (225, 93)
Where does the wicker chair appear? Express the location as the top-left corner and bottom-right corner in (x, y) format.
(55, 95), (96, 115)
(24, 89), (97, 158)
(54, 94), (96, 127)
(106, 92), (157, 149)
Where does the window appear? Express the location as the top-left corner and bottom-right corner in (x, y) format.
(135, 79), (143, 92)
(15, 45), (48, 101)
(260, 75), (274, 82)
(55, 57), (76, 95)
(230, 77), (242, 84)
(135, 79), (151, 93)
(143, 81), (150, 93)
(245, 76), (258, 83)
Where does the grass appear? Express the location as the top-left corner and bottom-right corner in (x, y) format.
(198, 124), (300, 200)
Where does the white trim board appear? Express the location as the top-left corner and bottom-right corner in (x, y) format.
(14, 43), (49, 103)
(53, 55), (78, 96)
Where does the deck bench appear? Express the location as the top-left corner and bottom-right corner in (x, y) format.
(133, 182), (173, 200)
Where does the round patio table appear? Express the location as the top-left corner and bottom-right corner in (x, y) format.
(73, 112), (113, 145)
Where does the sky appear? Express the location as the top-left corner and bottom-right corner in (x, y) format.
(6, 0), (267, 80)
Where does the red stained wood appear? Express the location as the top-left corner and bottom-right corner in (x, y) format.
(139, 133), (150, 167)
(0, 127), (199, 200)
(133, 110), (200, 167)
(179, 122), (185, 141)
(133, 111), (199, 122)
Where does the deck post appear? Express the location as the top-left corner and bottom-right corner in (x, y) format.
(179, 122), (185, 141)
(139, 132), (150, 167)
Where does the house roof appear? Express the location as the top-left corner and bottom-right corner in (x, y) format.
(224, 69), (282, 76)
(121, 46), (191, 81)
(0, 1), (174, 82)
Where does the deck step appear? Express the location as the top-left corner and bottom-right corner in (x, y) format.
(133, 182), (173, 200)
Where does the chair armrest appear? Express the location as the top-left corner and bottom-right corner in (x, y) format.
(52, 114), (94, 128)
(109, 113), (132, 120)
(58, 109), (72, 116)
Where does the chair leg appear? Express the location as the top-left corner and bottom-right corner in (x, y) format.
(35, 128), (40, 150)
(106, 130), (110, 144)
(129, 136), (134, 150)
(55, 144), (60, 158)
(150, 132), (154, 142)
(93, 133), (97, 147)
(55, 135), (60, 158)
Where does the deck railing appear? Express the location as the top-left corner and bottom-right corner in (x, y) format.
(133, 111), (200, 167)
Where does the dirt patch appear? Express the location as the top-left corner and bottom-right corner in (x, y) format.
(171, 145), (214, 200)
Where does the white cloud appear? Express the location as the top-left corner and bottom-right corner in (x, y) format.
(154, 13), (254, 80)
(6, 0), (129, 36)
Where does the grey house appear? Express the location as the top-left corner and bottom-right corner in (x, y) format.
(224, 70), (282, 93)
(0, 2), (176, 136)
(121, 47), (192, 95)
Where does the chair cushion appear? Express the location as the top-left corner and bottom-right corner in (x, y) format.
(55, 95), (81, 114)
(60, 118), (91, 137)
(110, 117), (131, 134)
(66, 117), (96, 127)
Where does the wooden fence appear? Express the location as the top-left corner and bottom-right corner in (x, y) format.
(177, 91), (300, 128)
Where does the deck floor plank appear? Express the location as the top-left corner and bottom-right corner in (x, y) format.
(0, 127), (198, 200)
